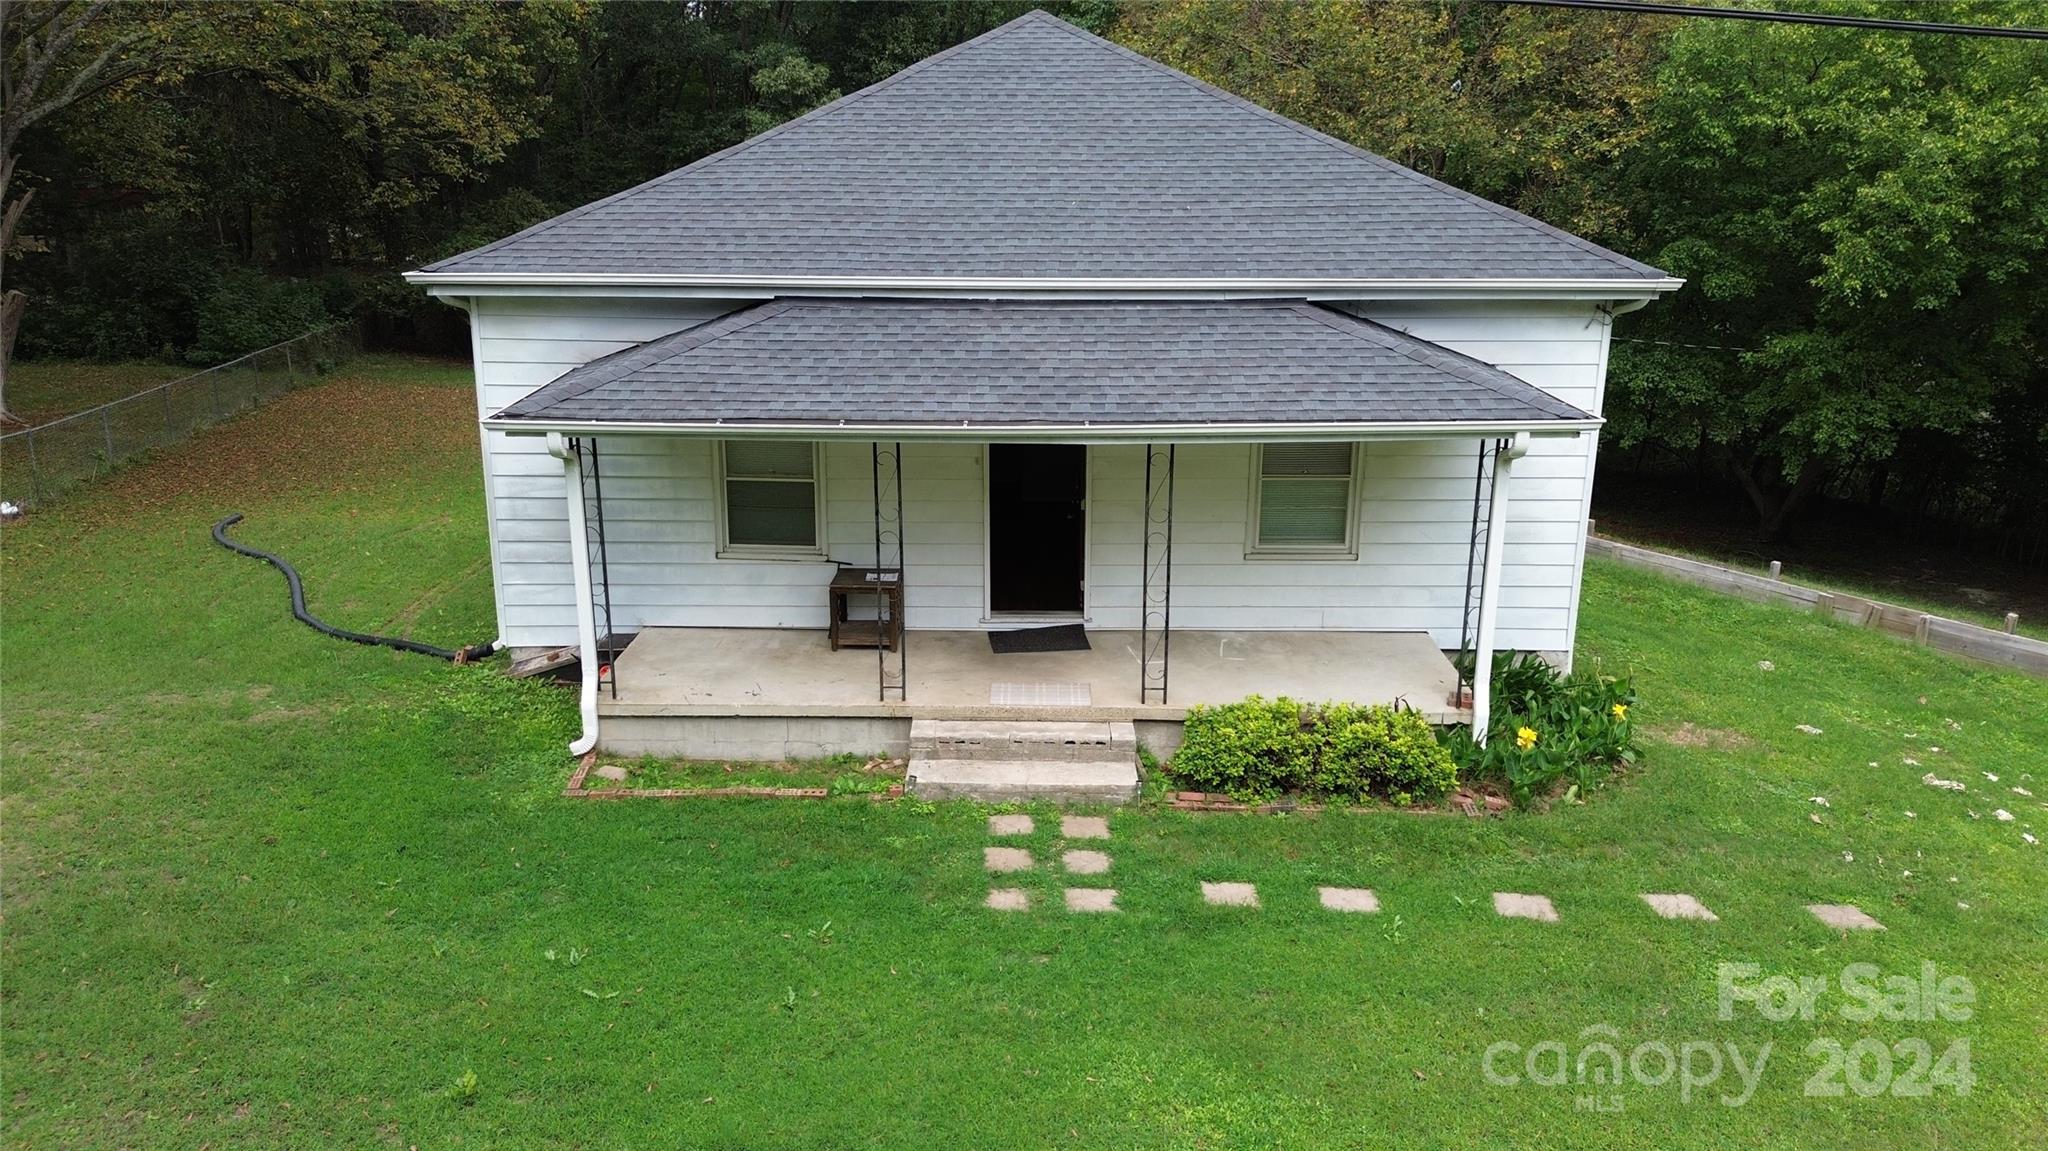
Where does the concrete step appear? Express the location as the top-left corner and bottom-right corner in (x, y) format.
(905, 758), (1140, 805)
(909, 718), (1136, 763)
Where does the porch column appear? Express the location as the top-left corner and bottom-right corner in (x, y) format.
(873, 441), (906, 702)
(1140, 443), (1175, 704)
(549, 433), (601, 755)
(1471, 433), (1529, 744)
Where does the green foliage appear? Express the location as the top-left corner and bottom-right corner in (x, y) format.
(1113, 0), (1664, 238)
(446, 1068), (479, 1106)
(1312, 702), (1458, 806)
(1171, 696), (1457, 805)
(1171, 695), (1314, 800)
(187, 270), (330, 365)
(1606, 2), (2048, 539)
(1447, 652), (1638, 803)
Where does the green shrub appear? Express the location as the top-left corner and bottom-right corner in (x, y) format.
(1170, 696), (1457, 804)
(1313, 702), (1458, 805)
(187, 269), (330, 365)
(1447, 651), (1639, 802)
(1171, 695), (1312, 799)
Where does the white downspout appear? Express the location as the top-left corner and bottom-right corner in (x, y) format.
(549, 432), (601, 756)
(1471, 431), (1529, 745)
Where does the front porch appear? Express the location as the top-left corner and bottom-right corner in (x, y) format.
(596, 626), (1465, 760)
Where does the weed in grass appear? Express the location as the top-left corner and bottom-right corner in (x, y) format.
(447, 1069), (480, 1106)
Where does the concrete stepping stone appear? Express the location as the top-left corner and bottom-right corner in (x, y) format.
(1493, 892), (1559, 922)
(1318, 886), (1380, 913)
(593, 764), (629, 783)
(1065, 888), (1119, 913)
(1062, 849), (1111, 875)
(1061, 815), (1111, 840)
(1201, 881), (1260, 907)
(1807, 903), (1884, 931)
(983, 846), (1033, 873)
(988, 814), (1034, 837)
(1641, 893), (1719, 921)
(985, 888), (1029, 912)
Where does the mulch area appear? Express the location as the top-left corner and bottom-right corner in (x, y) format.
(563, 752), (906, 801)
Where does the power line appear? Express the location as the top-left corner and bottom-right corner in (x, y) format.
(1614, 335), (1757, 352)
(1501, 0), (2048, 39)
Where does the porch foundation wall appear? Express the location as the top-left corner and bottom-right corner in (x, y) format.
(1133, 719), (1186, 762)
(597, 714), (911, 761)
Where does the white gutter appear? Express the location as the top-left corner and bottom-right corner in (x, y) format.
(1471, 432), (1531, 745)
(482, 417), (1600, 443)
(406, 272), (1683, 301)
(549, 432), (601, 757)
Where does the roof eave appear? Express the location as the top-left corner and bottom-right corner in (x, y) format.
(406, 272), (1683, 302)
(479, 416), (1603, 443)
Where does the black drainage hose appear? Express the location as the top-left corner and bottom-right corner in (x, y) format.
(212, 513), (499, 663)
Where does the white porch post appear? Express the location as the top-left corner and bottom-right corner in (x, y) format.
(1471, 432), (1529, 744)
(550, 433), (601, 756)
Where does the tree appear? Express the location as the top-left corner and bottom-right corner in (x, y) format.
(0, 0), (169, 419)
(1110, 0), (1665, 238)
(1606, 2), (2048, 539)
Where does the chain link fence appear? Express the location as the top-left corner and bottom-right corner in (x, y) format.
(1, 322), (362, 511)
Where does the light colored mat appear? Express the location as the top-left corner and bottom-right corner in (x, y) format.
(990, 681), (1093, 707)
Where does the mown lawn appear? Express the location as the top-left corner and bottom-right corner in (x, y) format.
(3, 362), (2044, 1149)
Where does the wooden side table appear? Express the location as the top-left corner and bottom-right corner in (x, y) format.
(828, 566), (905, 650)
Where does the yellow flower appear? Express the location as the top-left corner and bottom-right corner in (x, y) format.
(1515, 726), (1539, 751)
(1611, 703), (1629, 721)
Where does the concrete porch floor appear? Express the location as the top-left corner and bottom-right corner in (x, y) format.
(602, 628), (1467, 725)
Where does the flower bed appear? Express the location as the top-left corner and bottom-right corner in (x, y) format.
(1445, 652), (1640, 803)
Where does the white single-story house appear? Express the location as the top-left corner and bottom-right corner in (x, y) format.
(405, 10), (1676, 778)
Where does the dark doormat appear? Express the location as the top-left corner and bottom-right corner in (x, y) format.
(988, 624), (1090, 654)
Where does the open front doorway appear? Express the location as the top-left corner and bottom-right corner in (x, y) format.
(987, 444), (1087, 616)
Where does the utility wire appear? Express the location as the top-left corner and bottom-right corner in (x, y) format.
(1614, 335), (1758, 352)
(1501, 0), (2048, 39)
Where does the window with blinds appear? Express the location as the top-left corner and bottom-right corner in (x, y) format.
(1251, 442), (1359, 555)
(718, 440), (823, 556)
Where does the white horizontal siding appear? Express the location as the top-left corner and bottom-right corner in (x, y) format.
(472, 297), (742, 648)
(465, 296), (1612, 656)
(1083, 437), (1583, 650)
(1357, 299), (1610, 657)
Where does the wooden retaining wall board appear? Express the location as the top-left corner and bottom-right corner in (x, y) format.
(1585, 535), (2048, 679)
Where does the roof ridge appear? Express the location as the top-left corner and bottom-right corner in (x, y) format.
(427, 15), (1049, 274)
(1024, 13), (1660, 280)
(1288, 303), (1588, 419)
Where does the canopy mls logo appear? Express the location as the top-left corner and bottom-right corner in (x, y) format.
(1481, 1026), (1771, 1109)
(1482, 961), (1977, 1112)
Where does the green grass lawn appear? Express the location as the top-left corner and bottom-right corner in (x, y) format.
(4, 363), (2045, 1149)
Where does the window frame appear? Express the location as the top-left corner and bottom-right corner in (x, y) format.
(1244, 441), (1363, 560)
(714, 439), (828, 561)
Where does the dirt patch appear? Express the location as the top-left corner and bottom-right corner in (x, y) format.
(245, 705), (332, 726)
(1646, 722), (1755, 751)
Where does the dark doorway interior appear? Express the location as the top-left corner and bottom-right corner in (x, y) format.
(989, 444), (1086, 614)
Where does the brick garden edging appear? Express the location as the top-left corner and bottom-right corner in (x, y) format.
(1167, 789), (1508, 816)
(562, 751), (905, 801)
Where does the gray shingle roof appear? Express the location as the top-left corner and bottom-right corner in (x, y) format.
(492, 298), (1595, 428)
(425, 11), (1665, 282)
